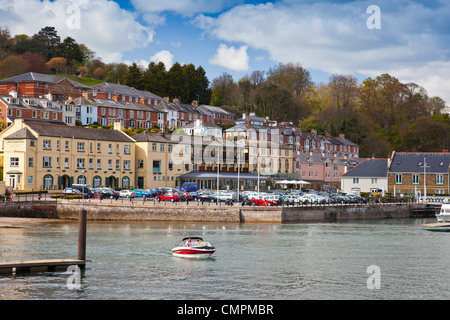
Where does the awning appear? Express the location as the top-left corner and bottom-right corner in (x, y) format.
(275, 180), (310, 185)
(6, 170), (23, 174)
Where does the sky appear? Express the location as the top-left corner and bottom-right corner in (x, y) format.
(0, 0), (449, 105)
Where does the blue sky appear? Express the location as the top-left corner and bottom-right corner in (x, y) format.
(1, 0), (449, 104)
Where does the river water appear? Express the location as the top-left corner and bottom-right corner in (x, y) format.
(0, 217), (449, 300)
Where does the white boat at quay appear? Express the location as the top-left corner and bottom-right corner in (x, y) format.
(436, 202), (450, 223)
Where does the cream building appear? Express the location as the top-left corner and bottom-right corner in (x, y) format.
(1, 119), (135, 191)
(134, 131), (191, 188)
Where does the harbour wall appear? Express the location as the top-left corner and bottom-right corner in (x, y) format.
(0, 200), (423, 223)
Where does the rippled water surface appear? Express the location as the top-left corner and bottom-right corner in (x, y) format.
(1, 218), (449, 300)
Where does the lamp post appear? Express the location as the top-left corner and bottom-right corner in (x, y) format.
(217, 147), (219, 205)
(420, 157), (429, 203)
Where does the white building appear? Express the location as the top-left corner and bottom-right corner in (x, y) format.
(340, 158), (388, 194)
(183, 119), (222, 138)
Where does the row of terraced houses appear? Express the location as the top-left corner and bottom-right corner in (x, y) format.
(0, 72), (448, 196)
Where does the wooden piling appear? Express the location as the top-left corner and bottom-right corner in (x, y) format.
(78, 209), (87, 261)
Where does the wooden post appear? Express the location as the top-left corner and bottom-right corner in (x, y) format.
(78, 209), (87, 261)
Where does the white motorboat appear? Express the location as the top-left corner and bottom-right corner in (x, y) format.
(436, 202), (450, 223)
(172, 237), (216, 258)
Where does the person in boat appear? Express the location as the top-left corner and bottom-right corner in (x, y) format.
(186, 238), (191, 247)
(194, 239), (199, 246)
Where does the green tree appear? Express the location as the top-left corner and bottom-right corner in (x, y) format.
(104, 63), (129, 84)
(166, 62), (184, 99)
(142, 61), (167, 96)
(123, 62), (143, 89)
(32, 26), (61, 60)
(0, 27), (13, 60)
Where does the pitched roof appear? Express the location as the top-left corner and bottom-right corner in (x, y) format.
(91, 82), (162, 99)
(388, 152), (450, 174)
(3, 127), (37, 140)
(133, 131), (171, 143)
(20, 120), (134, 142)
(342, 158), (388, 178)
(0, 72), (89, 88)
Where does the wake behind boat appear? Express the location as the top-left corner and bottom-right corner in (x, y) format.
(172, 237), (216, 258)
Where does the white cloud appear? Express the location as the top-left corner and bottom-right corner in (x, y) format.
(0, 0), (154, 63)
(209, 44), (249, 71)
(194, 1), (450, 103)
(151, 50), (174, 69)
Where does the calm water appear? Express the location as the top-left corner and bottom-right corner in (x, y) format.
(0, 217), (449, 300)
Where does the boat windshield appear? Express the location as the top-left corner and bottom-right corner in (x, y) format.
(180, 238), (212, 247)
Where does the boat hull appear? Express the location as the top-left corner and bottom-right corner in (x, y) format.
(172, 246), (216, 258)
(436, 203), (450, 223)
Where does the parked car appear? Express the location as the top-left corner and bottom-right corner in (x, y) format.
(61, 188), (81, 196)
(71, 184), (95, 198)
(299, 194), (319, 204)
(250, 197), (272, 206)
(119, 190), (136, 198)
(156, 192), (181, 202)
(132, 189), (151, 197)
(94, 188), (110, 199)
(197, 192), (218, 202)
(105, 188), (120, 199)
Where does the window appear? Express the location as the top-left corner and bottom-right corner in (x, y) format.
(65, 158), (69, 169)
(43, 175), (53, 189)
(77, 158), (85, 169)
(123, 160), (130, 170)
(108, 144), (112, 153)
(30, 139), (35, 147)
(395, 174), (402, 184)
(137, 160), (144, 168)
(43, 157), (52, 168)
(152, 143), (157, 152)
(122, 177), (130, 188)
(160, 144), (165, 152)
(353, 178), (359, 184)
(97, 143), (101, 153)
(43, 139), (51, 149)
(93, 176), (101, 188)
(28, 157), (34, 167)
(168, 144), (173, 153)
(89, 158), (94, 169)
(436, 175), (444, 185)
(153, 161), (161, 174)
(28, 176), (33, 184)
(371, 178), (378, 184)
(168, 161), (173, 171)
(412, 175), (419, 184)
(124, 145), (131, 154)
(10, 157), (19, 167)
(77, 142), (85, 152)
(116, 159), (120, 170)
(77, 175), (86, 184)
(65, 141), (70, 151)
(108, 159), (112, 170)
(97, 159), (101, 170)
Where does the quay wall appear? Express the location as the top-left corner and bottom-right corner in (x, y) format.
(0, 200), (422, 223)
